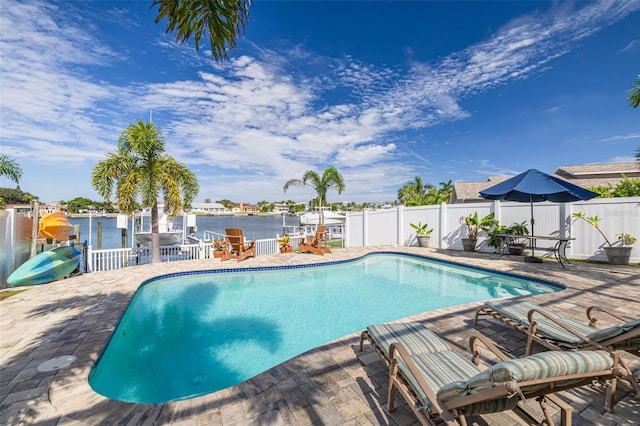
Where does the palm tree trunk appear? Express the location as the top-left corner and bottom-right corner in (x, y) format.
(150, 203), (162, 263)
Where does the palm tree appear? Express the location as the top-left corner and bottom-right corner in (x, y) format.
(0, 155), (23, 184)
(397, 176), (428, 206)
(629, 76), (640, 109)
(437, 180), (453, 204)
(628, 76), (640, 162)
(91, 120), (199, 263)
(152, 0), (251, 62)
(283, 167), (345, 224)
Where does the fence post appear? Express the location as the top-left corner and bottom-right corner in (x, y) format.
(492, 200), (501, 223)
(363, 209), (369, 247)
(87, 245), (93, 273)
(564, 202), (573, 259)
(397, 205), (404, 245)
(439, 202), (447, 249)
(344, 213), (350, 247)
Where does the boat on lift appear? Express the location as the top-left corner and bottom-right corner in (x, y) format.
(298, 210), (346, 225)
(134, 214), (184, 246)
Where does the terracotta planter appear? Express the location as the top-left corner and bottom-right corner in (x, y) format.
(604, 246), (632, 265)
(416, 235), (431, 248)
(213, 250), (224, 258)
(461, 238), (478, 252)
(280, 246), (293, 253)
(508, 243), (527, 256)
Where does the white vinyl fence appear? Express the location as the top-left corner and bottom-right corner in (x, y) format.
(345, 197), (640, 263)
(82, 198), (639, 272)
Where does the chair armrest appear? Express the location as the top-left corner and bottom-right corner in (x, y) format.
(469, 334), (511, 365)
(586, 306), (629, 328)
(388, 342), (441, 411)
(527, 308), (612, 352)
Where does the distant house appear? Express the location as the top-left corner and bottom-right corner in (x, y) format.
(6, 203), (65, 216)
(451, 176), (512, 204)
(451, 162), (639, 203)
(553, 162), (639, 187)
(190, 202), (227, 214)
(232, 203), (259, 214)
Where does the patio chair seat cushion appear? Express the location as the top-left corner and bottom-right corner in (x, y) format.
(402, 351), (483, 410)
(437, 350), (614, 405)
(485, 300), (597, 346)
(367, 322), (451, 359)
(585, 319), (640, 349)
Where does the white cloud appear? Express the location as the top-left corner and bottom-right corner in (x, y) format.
(1, 0), (637, 202)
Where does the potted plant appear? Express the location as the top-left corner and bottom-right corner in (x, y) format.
(572, 212), (636, 265)
(485, 224), (507, 253)
(410, 221), (433, 247)
(278, 235), (292, 253)
(505, 221), (529, 255)
(460, 212), (496, 251)
(213, 238), (226, 258)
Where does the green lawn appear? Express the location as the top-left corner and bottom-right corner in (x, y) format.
(0, 289), (27, 300)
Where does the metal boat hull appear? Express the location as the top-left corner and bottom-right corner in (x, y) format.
(7, 245), (81, 287)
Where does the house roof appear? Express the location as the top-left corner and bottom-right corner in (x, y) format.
(451, 162), (638, 203)
(452, 176), (511, 203)
(554, 162), (639, 178)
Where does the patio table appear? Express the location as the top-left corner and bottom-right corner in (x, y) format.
(496, 234), (575, 268)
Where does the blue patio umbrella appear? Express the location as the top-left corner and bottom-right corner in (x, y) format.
(479, 169), (598, 262)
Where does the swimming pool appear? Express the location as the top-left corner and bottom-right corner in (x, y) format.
(89, 253), (561, 403)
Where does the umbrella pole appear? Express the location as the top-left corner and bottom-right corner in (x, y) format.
(525, 196), (542, 263)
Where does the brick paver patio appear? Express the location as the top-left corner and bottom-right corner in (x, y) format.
(1, 247), (638, 425)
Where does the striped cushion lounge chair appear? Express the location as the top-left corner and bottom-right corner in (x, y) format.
(474, 299), (640, 408)
(360, 322), (625, 426)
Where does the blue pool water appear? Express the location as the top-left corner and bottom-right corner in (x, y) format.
(89, 253), (560, 403)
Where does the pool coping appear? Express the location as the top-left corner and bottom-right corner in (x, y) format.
(1, 246), (638, 425)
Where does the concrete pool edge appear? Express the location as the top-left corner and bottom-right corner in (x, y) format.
(3, 246), (638, 425)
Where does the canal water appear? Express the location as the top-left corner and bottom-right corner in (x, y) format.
(68, 215), (296, 249)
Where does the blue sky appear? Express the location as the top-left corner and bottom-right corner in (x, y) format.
(1, 0), (639, 205)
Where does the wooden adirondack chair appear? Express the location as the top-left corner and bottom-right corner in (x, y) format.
(298, 225), (331, 255)
(222, 228), (256, 262)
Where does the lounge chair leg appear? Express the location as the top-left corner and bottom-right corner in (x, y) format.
(617, 357), (640, 398)
(473, 307), (484, 325)
(525, 323), (537, 355)
(387, 360), (398, 412)
(604, 377), (617, 414)
(359, 331), (366, 352)
(550, 396), (573, 426)
(537, 396), (560, 426)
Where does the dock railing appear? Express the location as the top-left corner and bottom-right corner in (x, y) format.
(86, 234), (307, 273)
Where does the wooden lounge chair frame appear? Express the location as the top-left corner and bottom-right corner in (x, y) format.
(474, 300), (640, 410)
(360, 323), (626, 426)
(298, 225), (331, 255)
(221, 228), (256, 262)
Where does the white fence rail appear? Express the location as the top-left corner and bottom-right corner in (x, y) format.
(87, 235), (308, 273)
(345, 197), (640, 263)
